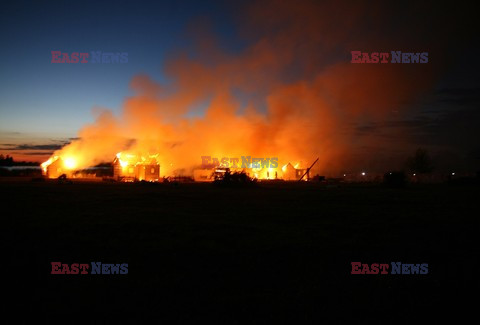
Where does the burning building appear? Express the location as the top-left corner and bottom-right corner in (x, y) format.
(41, 156), (77, 178)
(113, 152), (160, 182)
(280, 163), (309, 181)
(191, 160), (313, 182)
(41, 150), (316, 183)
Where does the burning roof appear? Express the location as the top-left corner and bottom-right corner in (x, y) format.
(113, 152), (160, 182)
(113, 152), (159, 167)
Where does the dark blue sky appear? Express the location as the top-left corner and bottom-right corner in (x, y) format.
(0, 0), (239, 137)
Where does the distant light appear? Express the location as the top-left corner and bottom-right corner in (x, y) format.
(451, 172), (455, 176)
(361, 172), (366, 176)
(343, 174), (346, 177)
(389, 172), (392, 175)
(413, 173), (416, 176)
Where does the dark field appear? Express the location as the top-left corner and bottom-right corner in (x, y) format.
(2, 179), (478, 322)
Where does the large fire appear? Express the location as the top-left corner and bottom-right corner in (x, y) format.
(40, 1), (440, 180)
(41, 150), (310, 181)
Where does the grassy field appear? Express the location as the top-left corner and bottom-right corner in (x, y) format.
(2, 178), (478, 322)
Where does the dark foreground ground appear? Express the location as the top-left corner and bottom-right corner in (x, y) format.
(1, 178), (478, 323)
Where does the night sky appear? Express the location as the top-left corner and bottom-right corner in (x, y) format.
(0, 0), (478, 173)
(0, 0), (237, 142)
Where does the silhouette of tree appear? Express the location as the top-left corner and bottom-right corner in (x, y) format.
(0, 154), (14, 166)
(406, 148), (433, 174)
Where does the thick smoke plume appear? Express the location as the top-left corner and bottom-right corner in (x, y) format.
(52, 0), (460, 175)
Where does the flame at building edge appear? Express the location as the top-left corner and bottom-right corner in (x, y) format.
(41, 151), (311, 182)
